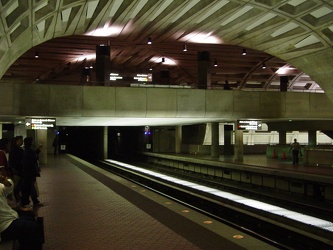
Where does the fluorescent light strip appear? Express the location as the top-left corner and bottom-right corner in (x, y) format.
(105, 159), (333, 232)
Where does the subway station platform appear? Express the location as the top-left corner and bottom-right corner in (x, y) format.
(31, 154), (280, 250)
(143, 152), (333, 179)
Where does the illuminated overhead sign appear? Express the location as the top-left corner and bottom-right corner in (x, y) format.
(110, 73), (123, 81)
(109, 73), (152, 82)
(237, 120), (262, 130)
(134, 74), (152, 82)
(25, 118), (56, 130)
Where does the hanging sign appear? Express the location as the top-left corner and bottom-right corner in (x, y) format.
(237, 120), (262, 130)
(25, 118), (56, 130)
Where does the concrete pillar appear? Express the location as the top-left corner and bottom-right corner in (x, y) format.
(197, 51), (211, 89)
(36, 130), (47, 164)
(14, 124), (26, 138)
(211, 122), (219, 158)
(234, 128), (243, 161)
(224, 125), (233, 155)
(96, 44), (111, 86)
(175, 126), (182, 154)
(0, 124), (2, 138)
(280, 76), (288, 92)
(279, 130), (287, 144)
(103, 126), (108, 159)
(308, 130), (317, 147)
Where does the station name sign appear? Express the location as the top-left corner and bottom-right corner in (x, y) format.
(25, 118), (56, 130)
(237, 120), (262, 130)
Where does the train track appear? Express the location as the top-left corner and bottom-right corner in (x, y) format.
(97, 158), (333, 250)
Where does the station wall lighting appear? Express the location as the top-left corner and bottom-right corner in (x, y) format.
(35, 52), (39, 58)
(147, 36), (152, 44)
(242, 48), (246, 55)
(262, 63), (266, 69)
(183, 43), (187, 51)
(214, 59), (218, 67)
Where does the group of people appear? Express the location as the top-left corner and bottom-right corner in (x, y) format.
(0, 136), (44, 249)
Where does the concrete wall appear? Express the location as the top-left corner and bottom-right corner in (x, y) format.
(1, 83), (333, 121)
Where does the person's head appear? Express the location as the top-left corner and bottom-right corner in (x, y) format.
(24, 137), (33, 148)
(15, 136), (23, 147)
(294, 139), (297, 142)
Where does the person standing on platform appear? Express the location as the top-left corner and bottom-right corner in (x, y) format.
(52, 136), (58, 156)
(20, 137), (42, 210)
(9, 136), (24, 203)
(0, 174), (44, 249)
(289, 139), (301, 165)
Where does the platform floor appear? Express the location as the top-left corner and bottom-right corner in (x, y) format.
(34, 154), (279, 250)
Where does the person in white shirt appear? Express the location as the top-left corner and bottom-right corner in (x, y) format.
(0, 167), (43, 249)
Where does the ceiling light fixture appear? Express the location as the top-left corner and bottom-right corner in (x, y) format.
(262, 63), (266, 69)
(162, 57), (165, 63)
(35, 52), (39, 58)
(214, 59), (218, 67)
(183, 43), (187, 52)
(149, 66), (152, 71)
(147, 37), (152, 45)
(242, 48), (246, 55)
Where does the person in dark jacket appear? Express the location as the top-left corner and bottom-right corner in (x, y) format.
(9, 136), (24, 203)
(20, 137), (42, 210)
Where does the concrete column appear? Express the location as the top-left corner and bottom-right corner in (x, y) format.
(280, 76), (288, 92)
(234, 128), (243, 161)
(197, 51), (211, 89)
(14, 124), (26, 138)
(224, 125), (233, 155)
(103, 126), (108, 159)
(308, 130), (317, 147)
(0, 124), (2, 138)
(175, 126), (182, 154)
(279, 130), (287, 145)
(211, 122), (219, 158)
(36, 130), (47, 164)
(96, 44), (111, 86)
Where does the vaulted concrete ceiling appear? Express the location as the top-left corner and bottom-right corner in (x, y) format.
(0, 0), (332, 95)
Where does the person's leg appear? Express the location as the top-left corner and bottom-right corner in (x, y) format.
(13, 175), (22, 202)
(1, 219), (43, 250)
(20, 178), (32, 207)
(292, 151), (296, 164)
(31, 181), (41, 205)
